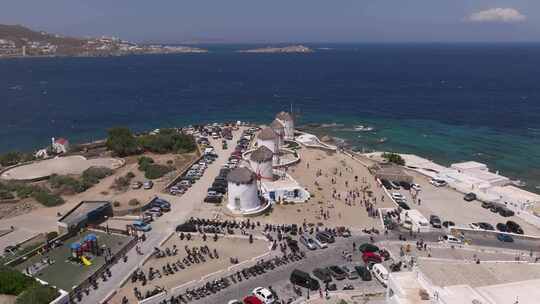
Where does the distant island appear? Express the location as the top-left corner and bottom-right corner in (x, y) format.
(239, 45), (313, 53)
(0, 24), (207, 58)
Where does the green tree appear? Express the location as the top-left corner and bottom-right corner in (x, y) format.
(382, 152), (405, 166)
(16, 284), (59, 304)
(106, 127), (140, 157)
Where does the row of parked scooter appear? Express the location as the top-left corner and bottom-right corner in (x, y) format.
(73, 268), (112, 302)
(143, 252), (307, 304)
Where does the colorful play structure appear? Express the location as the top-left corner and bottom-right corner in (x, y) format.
(70, 234), (99, 266)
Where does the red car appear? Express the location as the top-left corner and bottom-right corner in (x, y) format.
(362, 251), (382, 264)
(243, 296), (263, 304)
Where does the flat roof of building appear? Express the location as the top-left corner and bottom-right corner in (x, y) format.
(59, 201), (110, 227)
(418, 259), (540, 288)
(476, 278), (540, 304)
(490, 185), (540, 203)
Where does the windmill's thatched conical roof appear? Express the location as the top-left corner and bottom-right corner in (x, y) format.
(257, 127), (278, 140)
(270, 119), (284, 130)
(227, 167), (256, 184)
(250, 145), (274, 162)
(276, 111), (293, 122)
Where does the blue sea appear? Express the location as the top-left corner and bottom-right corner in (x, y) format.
(1, 43), (540, 192)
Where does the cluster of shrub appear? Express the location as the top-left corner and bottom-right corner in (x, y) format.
(111, 171), (135, 191)
(106, 127), (196, 157)
(0, 152), (35, 167)
(0, 167), (113, 206)
(0, 266), (59, 304)
(138, 156), (173, 180)
(0, 182), (64, 207)
(49, 166), (113, 194)
(381, 152), (405, 166)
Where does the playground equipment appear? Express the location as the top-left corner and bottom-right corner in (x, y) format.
(70, 234), (99, 266)
(81, 256), (92, 266)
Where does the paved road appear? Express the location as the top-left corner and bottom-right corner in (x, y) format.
(142, 234), (385, 304)
(80, 129), (244, 304)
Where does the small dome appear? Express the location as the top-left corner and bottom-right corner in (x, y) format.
(250, 146), (273, 162)
(257, 127), (278, 140)
(227, 167), (256, 184)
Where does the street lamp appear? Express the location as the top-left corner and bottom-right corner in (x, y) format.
(305, 280), (309, 300)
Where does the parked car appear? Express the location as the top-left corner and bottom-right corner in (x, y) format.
(316, 231), (335, 244)
(478, 222), (494, 231)
(243, 296), (263, 304)
(362, 252), (382, 265)
(499, 208), (515, 217)
(399, 181), (411, 190)
(354, 265), (372, 281)
(429, 178), (447, 187)
(131, 181), (143, 189)
(252, 287), (275, 304)
(371, 264), (389, 287)
(442, 235), (461, 244)
(312, 268), (332, 283)
(442, 221), (455, 229)
(143, 180), (154, 189)
(132, 221), (151, 232)
(341, 265), (359, 280)
(299, 235), (317, 250)
(380, 179), (393, 190)
(312, 236), (327, 249)
(228, 300), (242, 304)
(389, 181), (401, 190)
(204, 196), (222, 204)
(429, 215), (442, 228)
(398, 201), (410, 210)
(469, 223), (480, 230)
(481, 201), (493, 209)
(151, 198), (171, 212)
(496, 223), (507, 232)
(328, 265), (347, 280)
(464, 192), (476, 201)
(391, 192), (405, 200)
(358, 243), (379, 253)
(290, 269), (320, 290)
(506, 221), (524, 234)
(411, 183), (421, 191)
(401, 220), (413, 230)
(497, 233), (514, 242)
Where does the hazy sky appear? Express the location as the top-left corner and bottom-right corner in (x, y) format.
(1, 0), (539, 43)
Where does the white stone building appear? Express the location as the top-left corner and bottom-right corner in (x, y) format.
(249, 146), (274, 181)
(226, 167), (261, 213)
(257, 127), (279, 165)
(275, 111), (294, 140)
(52, 137), (69, 154)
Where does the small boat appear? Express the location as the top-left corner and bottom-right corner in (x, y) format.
(354, 125), (374, 132)
(377, 137), (387, 143)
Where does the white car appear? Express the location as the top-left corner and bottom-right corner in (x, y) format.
(430, 178), (447, 187)
(411, 183), (422, 191)
(469, 223), (480, 230)
(312, 236), (328, 249)
(442, 235), (462, 244)
(227, 301), (242, 304)
(299, 234), (317, 250)
(391, 192), (404, 200)
(372, 264), (389, 287)
(253, 287), (275, 304)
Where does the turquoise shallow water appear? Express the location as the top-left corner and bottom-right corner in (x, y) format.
(1, 44), (539, 192)
(302, 117), (540, 194)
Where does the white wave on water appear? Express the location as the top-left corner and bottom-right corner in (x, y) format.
(320, 123), (344, 128)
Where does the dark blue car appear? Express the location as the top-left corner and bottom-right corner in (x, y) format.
(497, 233), (514, 242)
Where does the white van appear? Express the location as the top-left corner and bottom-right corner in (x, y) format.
(372, 264), (389, 287)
